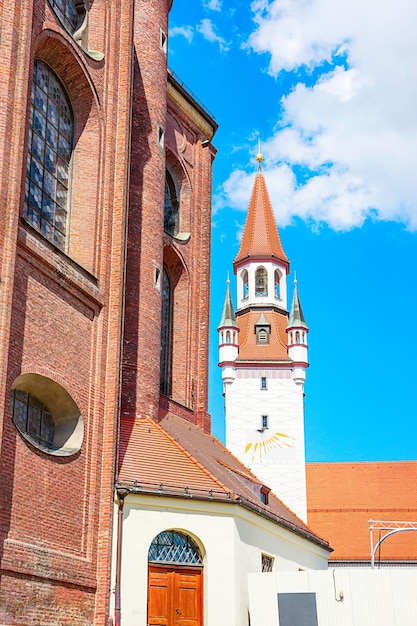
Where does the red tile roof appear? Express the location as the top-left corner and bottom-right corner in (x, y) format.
(237, 309), (291, 361)
(234, 172), (289, 268)
(307, 462), (417, 562)
(118, 415), (330, 551)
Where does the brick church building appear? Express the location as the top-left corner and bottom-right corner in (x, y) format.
(0, 0), (217, 622)
(0, 1), (331, 625)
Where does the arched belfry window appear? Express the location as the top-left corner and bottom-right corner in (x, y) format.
(274, 269), (282, 299)
(164, 170), (179, 236)
(24, 60), (74, 251)
(255, 267), (268, 296)
(241, 269), (249, 299)
(149, 530), (203, 566)
(160, 267), (173, 395)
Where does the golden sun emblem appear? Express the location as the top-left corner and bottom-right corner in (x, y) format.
(244, 432), (294, 462)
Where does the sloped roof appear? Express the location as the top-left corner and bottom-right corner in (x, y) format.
(118, 415), (330, 550)
(237, 309), (291, 361)
(307, 462), (417, 562)
(234, 172), (289, 268)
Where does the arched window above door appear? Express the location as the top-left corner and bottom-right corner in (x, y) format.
(148, 530), (203, 566)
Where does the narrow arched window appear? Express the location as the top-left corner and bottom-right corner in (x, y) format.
(24, 60), (74, 251)
(241, 269), (249, 299)
(295, 331), (300, 343)
(274, 269), (281, 299)
(225, 330), (231, 343)
(255, 267), (268, 296)
(160, 268), (173, 395)
(164, 170), (179, 236)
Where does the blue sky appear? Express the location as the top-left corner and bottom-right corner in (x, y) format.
(168, 0), (417, 462)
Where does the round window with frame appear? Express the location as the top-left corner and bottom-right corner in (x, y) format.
(10, 374), (84, 457)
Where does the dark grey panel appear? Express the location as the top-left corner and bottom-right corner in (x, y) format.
(277, 592), (318, 626)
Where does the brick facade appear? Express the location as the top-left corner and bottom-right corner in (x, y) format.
(0, 0), (216, 623)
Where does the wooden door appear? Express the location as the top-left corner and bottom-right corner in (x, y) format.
(148, 565), (203, 626)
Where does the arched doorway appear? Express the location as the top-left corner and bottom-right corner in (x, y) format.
(147, 530), (204, 626)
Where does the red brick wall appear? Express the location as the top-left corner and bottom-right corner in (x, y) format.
(0, 0), (135, 623)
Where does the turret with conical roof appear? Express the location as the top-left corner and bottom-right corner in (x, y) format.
(286, 278), (309, 386)
(218, 279), (239, 385)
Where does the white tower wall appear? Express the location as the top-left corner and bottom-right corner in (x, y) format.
(225, 368), (307, 521)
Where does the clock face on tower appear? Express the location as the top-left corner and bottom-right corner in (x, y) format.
(244, 429), (294, 463)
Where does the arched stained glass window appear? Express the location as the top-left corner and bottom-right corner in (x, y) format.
(24, 60), (74, 250)
(164, 170), (179, 236)
(255, 267), (268, 296)
(160, 268), (172, 395)
(49, 0), (83, 34)
(148, 531), (203, 566)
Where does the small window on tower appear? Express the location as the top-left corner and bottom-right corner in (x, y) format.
(261, 415), (268, 429)
(257, 328), (269, 344)
(261, 376), (267, 390)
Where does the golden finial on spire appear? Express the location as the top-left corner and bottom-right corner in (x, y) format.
(294, 270), (298, 286)
(226, 271), (230, 285)
(256, 137), (263, 171)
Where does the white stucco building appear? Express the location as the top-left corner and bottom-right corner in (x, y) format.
(112, 415), (330, 626)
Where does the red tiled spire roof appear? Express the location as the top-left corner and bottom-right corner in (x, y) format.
(234, 171), (289, 268)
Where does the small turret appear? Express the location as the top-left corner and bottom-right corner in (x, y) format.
(287, 276), (309, 386)
(218, 279), (239, 384)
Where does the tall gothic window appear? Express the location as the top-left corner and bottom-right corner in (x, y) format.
(24, 60), (74, 251)
(255, 266), (268, 296)
(160, 268), (172, 395)
(164, 170), (179, 236)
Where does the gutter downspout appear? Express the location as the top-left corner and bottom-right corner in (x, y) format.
(114, 488), (130, 626)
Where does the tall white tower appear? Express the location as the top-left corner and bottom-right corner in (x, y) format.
(219, 154), (309, 521)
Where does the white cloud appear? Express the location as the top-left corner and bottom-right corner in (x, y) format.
(203, 0), (222, 11)
(220, 0), (417, 230)
(169, 25), (194, 43)
(197, 18), (229, 51)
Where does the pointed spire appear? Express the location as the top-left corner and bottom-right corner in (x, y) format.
(234, 155), (289, 269)
(218, 278), (239, 329)
(287, 276), (308, 329)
